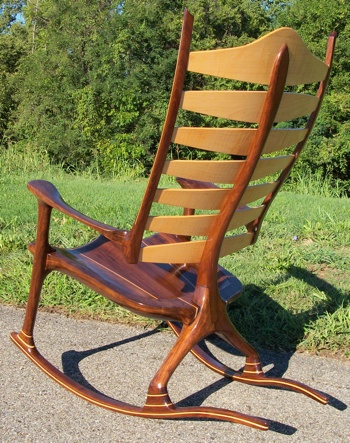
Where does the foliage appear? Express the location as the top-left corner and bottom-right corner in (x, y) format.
(0, 2), (27, 141)
(0, 0), (349, 190)
(275, 0), (350, 192)
(0, 0), (269, 171)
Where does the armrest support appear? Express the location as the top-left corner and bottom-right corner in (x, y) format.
(28, 180), (127, 243)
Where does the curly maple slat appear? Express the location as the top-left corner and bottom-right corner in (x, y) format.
(172, 127), (257, 156)
(239, 182), (278, 206)
(162, 156), (292, 184)
(146, 213), (217, 236)
(251, 156), (294, 181)
(162, 159), (244, 183)
(172, 127), (308, 156)
(188, 27), (328, 86)
(154, 187), (229, 210)
(166, 182), (278, 207)
(180, 91), (320, 123)
(146, 206), (264, 237)
(139, 233), (253, 264)
(153, 182), (277, 213)
(263, 128), (308, 154)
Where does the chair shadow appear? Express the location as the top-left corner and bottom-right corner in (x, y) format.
(208, 265), (348, 409)
(61, 329), (296, 434)
(61, 327), (161, 399)
(175, 377), (297, 435)
(60, 265), (346, 432)
(235, 265), (348, 356)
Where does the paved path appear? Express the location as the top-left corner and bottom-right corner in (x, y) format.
(1, 304), (349, 442)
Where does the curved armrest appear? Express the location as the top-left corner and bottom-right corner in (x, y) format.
(28, 180), (127, 243)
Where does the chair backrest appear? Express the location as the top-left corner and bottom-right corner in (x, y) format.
(122, 9), (336, 287)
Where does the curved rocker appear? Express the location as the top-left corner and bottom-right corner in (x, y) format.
(10, 328), (268, 431)
(11, 9), (336, 432)
(167, 321), (328, 405)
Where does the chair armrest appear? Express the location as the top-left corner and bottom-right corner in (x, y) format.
(28, 180), (127, 243)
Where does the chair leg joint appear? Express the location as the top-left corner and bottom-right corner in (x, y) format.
(242, 360), (264, 377)
(143, 388), (175, 412)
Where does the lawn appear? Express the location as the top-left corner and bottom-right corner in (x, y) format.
(1, 156), (349, 358)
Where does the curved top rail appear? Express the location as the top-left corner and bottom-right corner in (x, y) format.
(188, 27), (328, 86)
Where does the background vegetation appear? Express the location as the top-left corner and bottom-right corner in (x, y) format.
(0, 0), (349, 190)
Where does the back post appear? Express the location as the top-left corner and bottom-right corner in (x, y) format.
(123, 9), (194, 263)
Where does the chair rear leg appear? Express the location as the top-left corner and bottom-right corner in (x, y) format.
(144, 321), (206, 411)
(170, 315), (328, 405)
(218, 313), (263, 376)
(219, 314), (329, 404)
(143, 316), (269, 430)
(168, 313), (262, 379)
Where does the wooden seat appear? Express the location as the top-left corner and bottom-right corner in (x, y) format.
(11, 9), (336, 430)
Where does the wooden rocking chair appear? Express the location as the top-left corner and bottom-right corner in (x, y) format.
(11, 10), (336, 430)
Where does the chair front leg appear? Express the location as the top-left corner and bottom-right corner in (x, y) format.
(13, 200), (53, 348)
(143, 319), (207, 411)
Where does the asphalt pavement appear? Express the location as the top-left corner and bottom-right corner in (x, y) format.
(1, 304), (349, 442)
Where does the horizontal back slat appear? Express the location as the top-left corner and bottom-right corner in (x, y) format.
(276, 94), (319, 121)
(187, 27), (328, 86)
(263, 128), (308, 154)
(227, 206), (265, 231)
(239, 182), (278, 205)
(139, 233), (254, 263)
(140, 238), (206, 263)
(172, 127), (308, 156)
(154, 188), (229, 210)
(154, 182), (278, 214)
(172, 127), (256, 156)
(162, 159), (244, 184)
(180, 91), (319, 123)
(163, 156), (293, 185)
(219, 233), (254, 257)
(146, 214), (216, 236)
(145, 206), (264, 237)
(180, 91), (265, 123)
(251, 156), (294, 181)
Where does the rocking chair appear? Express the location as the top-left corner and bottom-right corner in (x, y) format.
(11, 9), (336, 430)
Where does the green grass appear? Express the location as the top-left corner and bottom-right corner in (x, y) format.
(1, 150), (349, 358)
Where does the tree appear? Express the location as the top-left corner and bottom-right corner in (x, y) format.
(0, 2), (27, 142)
(275, 0), (350, 190)
(0, 1), (24, 32)
(3, 0), (269, 171)
(8, 1), (120, 166)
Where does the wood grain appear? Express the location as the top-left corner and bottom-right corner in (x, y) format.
(154, 187), (229, 210)
(180, 91), (319, 122)
(146, 206), (264, 237)
(188, 27), (328, 86)
(172, 127), (308, 156)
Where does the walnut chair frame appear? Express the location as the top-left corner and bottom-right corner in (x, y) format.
(11, 10), (336, 430)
